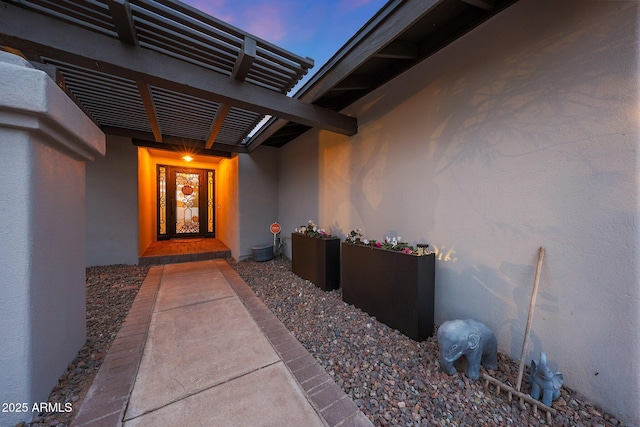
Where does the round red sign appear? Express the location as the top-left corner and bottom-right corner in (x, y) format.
(270, 222), (281, 234)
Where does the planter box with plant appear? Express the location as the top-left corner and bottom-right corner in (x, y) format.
(341, 229), (435, 341)
(291, 220), (340, 291)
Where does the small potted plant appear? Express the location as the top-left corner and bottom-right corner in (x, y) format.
(291, 220), (341, 291)
(342, 229), (435, 341)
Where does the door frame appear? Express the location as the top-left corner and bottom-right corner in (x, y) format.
(157, 165), (215, 240)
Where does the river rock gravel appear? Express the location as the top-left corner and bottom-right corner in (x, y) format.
(229, 257), (625, 427)
(25, 264), (148, 427)
(26, 259), (625, 427)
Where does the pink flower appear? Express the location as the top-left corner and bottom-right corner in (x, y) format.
(402, 248), (413, 254)
(375, 242), (382, 248)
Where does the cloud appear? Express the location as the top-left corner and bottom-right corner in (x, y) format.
(182, 0), (290, 44)
(177, 0), (386, 64)
(182, 0), (236, 24)
(337, 0), (378, 13)
(242, 3), (287, 42)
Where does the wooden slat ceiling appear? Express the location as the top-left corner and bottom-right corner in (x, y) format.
(0, 0), (357, 157)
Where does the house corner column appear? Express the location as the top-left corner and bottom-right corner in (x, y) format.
(0, 51), (105, 425)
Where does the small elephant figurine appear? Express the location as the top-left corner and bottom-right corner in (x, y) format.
(530, 352), (563, 406)
(437, 319), (497, 380)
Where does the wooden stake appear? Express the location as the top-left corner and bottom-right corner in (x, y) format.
(480, 248), (555, 424)
(515, 246), (545, 392)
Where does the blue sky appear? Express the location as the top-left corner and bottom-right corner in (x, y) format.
(181, 0), (387, 92)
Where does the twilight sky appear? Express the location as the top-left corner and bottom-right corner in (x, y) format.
(181, 0), (387, 92)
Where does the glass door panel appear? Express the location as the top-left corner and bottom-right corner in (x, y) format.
(175, 171), (200, 235)
(207, 170), (214, 234)
(157, 166), (215, 239)
(158, 166), (167, 237)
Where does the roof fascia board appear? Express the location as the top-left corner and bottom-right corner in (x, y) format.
(246, 0), (442, 150)
(0, 2), (356, 136)
(461, 0), (495, 11)
(293, 0), (442, 103)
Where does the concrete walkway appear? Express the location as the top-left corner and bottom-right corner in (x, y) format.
(72, 259), (373, 427)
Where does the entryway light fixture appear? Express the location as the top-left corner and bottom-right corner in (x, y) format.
(182, 155), (194, 162)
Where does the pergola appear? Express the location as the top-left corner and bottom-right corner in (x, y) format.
(0, 0), (356, 158)
(0, 0), (516, 157)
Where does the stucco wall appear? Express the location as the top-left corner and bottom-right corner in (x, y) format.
(0, 51), (104, 425)
(29, 141), (88, 407)
(238, 147), (279, 260)
(1, 133), (90, 426)
(278, 132), (324, 254)
(137, 146), (155, 256)
(0, 138), (32, 426)
(277, 1), (640, 424)
(217, 156), (240, 258)
(86, 135), (139, 266)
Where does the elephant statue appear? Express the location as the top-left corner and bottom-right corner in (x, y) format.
(437, 319), (497, 380)
(530, 352), (563, 406)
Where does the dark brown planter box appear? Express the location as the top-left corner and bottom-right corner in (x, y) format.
(291, 233), (340, 291)
(341, 242), (436, 341)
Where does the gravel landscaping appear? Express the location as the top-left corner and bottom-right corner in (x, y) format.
(27, 265), (148, 427)
(29, 259), (625, 427)
(229, 257), (625, 427)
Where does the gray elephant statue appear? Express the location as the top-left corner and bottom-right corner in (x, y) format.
(530, 352), (563, 406)
(437, 319), (497, 380)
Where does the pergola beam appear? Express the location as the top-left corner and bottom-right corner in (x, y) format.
(135, 82), (162, 142)
(102, 126), (249, 155)
(205, 104), (231, 149)
(132, 138), (236, 158)
(231, 36), (256, 81)
(206, 36), (256, 149)
(106, 0), (138, 46)
(0, 3), (357, 137)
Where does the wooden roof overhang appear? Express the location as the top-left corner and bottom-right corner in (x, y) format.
(0, 0), (357, 157)
(248, 0), (520, 150)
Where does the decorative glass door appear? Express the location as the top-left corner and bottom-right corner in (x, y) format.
(174, 170), (201, 235)
(157, 166), (215, 239)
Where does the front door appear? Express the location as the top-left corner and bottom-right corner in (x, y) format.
(157, 165), (215, 239)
